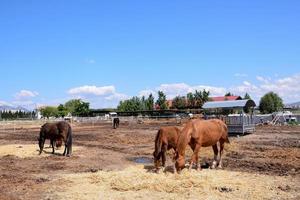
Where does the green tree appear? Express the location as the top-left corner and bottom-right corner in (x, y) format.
(117, 96), (143, 112)
(40, 106), (58, 118)
(57, 104), (68, 117)
(187, 92), (195, 108)
(172, 96), (186, 109)
(259, 92), (284, 114)
(64, 99), (90, 116)
(244, 93), (251, 100)
(156, 91), (168, 110)
(145, 94), (154, 110)
(194, 90), (210, 108)
(225, 92), (233, 96)
(243, 93), (252, 113)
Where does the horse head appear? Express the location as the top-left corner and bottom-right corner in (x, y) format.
(175, 152), (185, 172)
(153, 151), (161, 171)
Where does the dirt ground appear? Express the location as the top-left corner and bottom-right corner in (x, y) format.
(0, 120), (299, 200)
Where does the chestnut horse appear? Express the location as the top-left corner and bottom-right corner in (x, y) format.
(38, 121), (72, 156)
(153, 126), (181, 172)
(175, 119), (229, 172)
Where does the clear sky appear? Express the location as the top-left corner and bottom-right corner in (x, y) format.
(0, 0), (299, 109)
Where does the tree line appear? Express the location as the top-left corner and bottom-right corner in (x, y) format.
(36, 91), (286, 118)
(39, 99), (90, 118)
(0, 110), (36, 120)
(117, 90), (211, 111)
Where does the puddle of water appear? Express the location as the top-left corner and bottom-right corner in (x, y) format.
(131, 157), (153, 164)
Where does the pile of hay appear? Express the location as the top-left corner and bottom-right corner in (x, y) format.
(51, 165), (299, 200)
(0, 144), (82, 158)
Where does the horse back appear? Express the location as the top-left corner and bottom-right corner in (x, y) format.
(193, 119), (227, 147)
(40, 123), (59, 139)
(157, 126), (180, 150)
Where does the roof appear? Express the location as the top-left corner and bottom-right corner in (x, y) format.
(210, 96), (242, 101)
(203, 99), (256, 109)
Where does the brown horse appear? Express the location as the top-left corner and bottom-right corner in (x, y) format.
(38, 121), (72, 156)
(175, 119), (229, 172)
(153, 126), (181, 172)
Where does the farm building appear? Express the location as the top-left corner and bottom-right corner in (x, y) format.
(210, 95), (242, 101)
(203, 99), (256, 134)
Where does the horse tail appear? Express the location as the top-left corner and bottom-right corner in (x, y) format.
(67, 124), (73, 154)
(222, 122), (230, 144)
(154, 129), (163, 158)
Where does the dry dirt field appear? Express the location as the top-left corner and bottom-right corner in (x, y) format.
(0, 119), (299, 200)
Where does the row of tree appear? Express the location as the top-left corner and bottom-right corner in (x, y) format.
(117, 90), (284, 114)
(172, 90), (210, 109)
(117, 94), (156, 112)
(117, 90), (211, 111)
(39, 99), (90, 118)
(0, 91), (285, 119)
(0, 111), (36, 119)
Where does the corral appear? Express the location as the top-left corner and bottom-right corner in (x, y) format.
(0, 119), (299, 200)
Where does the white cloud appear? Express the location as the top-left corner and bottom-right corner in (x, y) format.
(86, 59), (96, 64)
(256, 76), (270, 84)
(15, 90), (39, 99)
(190, 85), (227, 97)
(231, 74), (300, 103)
(234, 73), (248, 77)
(0, 100), (13, 107)
(105, 93), (129, 101)
(136, 73), (300, 104)
(137, 83), (227, 99)
(138, 89), (156, 97)
(158, 83), (191, 98)
(68, 85), (115, 96)
(67, 85), (128, 108)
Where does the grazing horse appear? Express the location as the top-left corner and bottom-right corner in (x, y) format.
(175, 119), (229, 172)
(113, 117), (120, 129)
(38, 121), (72, 156)
(153, 126), (182, 172)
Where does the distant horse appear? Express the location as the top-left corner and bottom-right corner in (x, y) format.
(38, 121), (72, 156)
(153, 126), (182, 172)
(175, 119), (229, 172)
(113, 118), (120, 129)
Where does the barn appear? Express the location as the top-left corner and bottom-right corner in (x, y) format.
(203, 99), (256, 134)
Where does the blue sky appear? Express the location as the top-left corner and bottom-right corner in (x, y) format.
(0, 1), (299, 109)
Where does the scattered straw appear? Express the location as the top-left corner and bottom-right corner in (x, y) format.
(50, 165), (299, 200)
(0, 144), (83, 158)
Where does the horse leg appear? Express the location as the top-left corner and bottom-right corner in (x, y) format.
(218, 140), (225, 169)
(212, 144), (218, 169)
(63, 141), (67, 156)
(190, 144), (201, 171)
(161, 145), (167, 172)
(39, 139), (45, 155)
(51, 139), (55, 154)
(49, 139), (53, 148)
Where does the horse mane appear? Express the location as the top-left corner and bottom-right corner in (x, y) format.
(154, 129), (162, 158)
(176, 121), (193, 156)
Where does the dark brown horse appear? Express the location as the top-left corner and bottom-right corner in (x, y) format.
(38, 121), (72, 156)
(153, 126), (182, 172)
(175, 119), (229, 172)
(113, 117), (120, 129)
